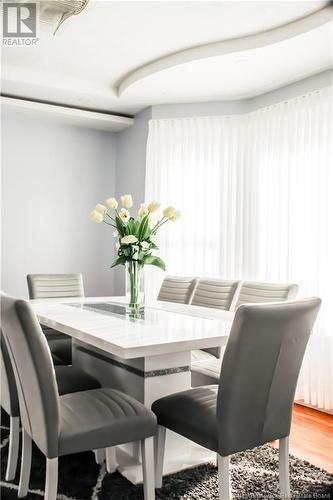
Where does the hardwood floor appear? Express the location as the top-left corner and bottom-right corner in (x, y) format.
(270, 403), (333, 473)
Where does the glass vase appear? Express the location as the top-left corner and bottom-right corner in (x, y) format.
(126, 261), (144, 310)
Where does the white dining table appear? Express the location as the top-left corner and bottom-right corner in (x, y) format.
(31, 296), (234, 484)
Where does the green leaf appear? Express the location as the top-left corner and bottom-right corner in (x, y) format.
(110, 256), (126, 268)
(138, 214), (150, 241)
(143, 255), (166, 271)
(127, 218), (136, 235)
(134, 220), (141, 236)
(115, 216), (125, 237)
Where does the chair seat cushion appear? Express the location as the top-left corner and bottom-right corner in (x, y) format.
(191, 357), (222, 387)
(48, 338), (72, 365)
(55, 366), (100, 395)
(191, 349), (216, 363)
(191, 350), (224, 387)
(152, 386), (219, 452)
(58, 388), (157, 457)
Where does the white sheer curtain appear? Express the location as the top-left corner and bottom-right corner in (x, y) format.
(145, 87), (333, 411)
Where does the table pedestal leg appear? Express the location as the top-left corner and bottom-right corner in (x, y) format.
(72, 340), (216, 484)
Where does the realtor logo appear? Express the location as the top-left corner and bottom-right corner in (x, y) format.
(2, 2), (39, 45)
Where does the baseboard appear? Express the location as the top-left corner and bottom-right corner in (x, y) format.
(295, 399), (333, 415)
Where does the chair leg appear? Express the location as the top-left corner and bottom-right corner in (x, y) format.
(217, 454), (231, 500)
(154, 425), (166, 488)
(45, 457), (58, 500)
(94, 449), (106, 464)
(18, 430), (32, 498)
(5, 416), (20, 481)
(141, 436), (155, 500)
(279, 436), (291, 499)
(106, 447), (117, 473)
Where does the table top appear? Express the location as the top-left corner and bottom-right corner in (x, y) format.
(31, 296), (234, 359)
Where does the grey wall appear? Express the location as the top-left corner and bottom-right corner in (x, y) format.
(245, 69), (332, 111)
(1, 114), (117, 298)
(152, 69), (333, 118)
(115, 107), (152, 207)
(113, 107), (152, 294)
(151, 100), (246, 118)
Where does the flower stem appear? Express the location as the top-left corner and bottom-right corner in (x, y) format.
(106, 212), (116, 222)
(152, 216), (167, 232)
(103, 220), (116, 227)
(152, 217), (170, 233)
(127, 261), (142, 308)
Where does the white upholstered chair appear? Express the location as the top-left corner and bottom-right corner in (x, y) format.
(27, 273), (84, 299)
(27, 273), (84, 365)
(190, 278), (239, 359)
(230, 280), (298, 310)
(157, 276), (197, 304)
(191, 278), (239, 310)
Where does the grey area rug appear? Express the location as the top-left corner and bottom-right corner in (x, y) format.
(1, 422), (332, 499)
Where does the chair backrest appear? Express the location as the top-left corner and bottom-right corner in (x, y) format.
(232, 280), (298, 310)
(27, 273), (84, 300)
(1, 293), (60, 457)
(191, 278), (239, 310)
(217, 298), (321, 457)
(0, 330), (20, 417)
(157, 276), (197, 304)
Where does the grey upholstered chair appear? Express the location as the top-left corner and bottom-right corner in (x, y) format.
(1, 294), (157, 500)
(27, 273), (85, 365)
(191, 280), (299, 386)
(157, 275), (197, 304)
(231, 280), (298, 310)
(1, 331), (20, 482)
(190, 278), (239, 359)
(153, 298), (321, 500)
(0, 328), (101, 483)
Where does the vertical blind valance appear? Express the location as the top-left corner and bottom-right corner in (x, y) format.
(145, 86), (333, 411)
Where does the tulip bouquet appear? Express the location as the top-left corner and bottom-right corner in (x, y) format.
(90, 194), (180, 308)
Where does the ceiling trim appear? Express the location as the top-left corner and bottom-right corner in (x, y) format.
(117, 4), (333, 97)
(1, 96), (134, 132)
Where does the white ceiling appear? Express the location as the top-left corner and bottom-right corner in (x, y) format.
(1, 1), (332, 116)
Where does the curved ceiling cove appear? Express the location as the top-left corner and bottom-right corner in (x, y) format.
(117, 4), (333, 97)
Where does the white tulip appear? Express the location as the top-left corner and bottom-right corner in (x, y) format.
(163, 206), (176, 218)
(121, 235), (138, 245)
(147, 201), (160, 213)
(95, 204), (107, 214)
(170, 210), (181, 221)
(106, 197), (118, 210)
(141, 241), (150, 251)
(119, 208), (130, 223)
(121, 194), (133, 209)
(138, 203), (148, 217)
(90, 210), (104, 223)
